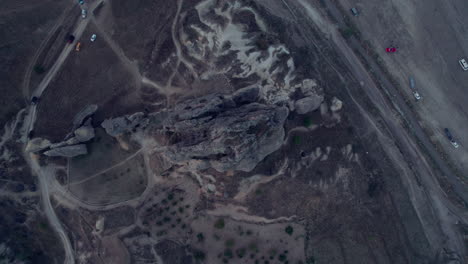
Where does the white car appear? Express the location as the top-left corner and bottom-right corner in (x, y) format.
(451, 140), (460, 149)
(90, 34), (97, 42)
(459, 58), (468, 71)
(81, 9), (87, 19)
(413, 91), (421, 100)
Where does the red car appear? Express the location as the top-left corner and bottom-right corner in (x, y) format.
(386, 47), (397, 53)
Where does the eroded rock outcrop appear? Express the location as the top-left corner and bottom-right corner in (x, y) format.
(101, 112), (149, 137)
(43, 144), (87, 157)
(74, 125), (95, 142)
(25, 138), (51, 153)
(73, 105), (98, 128)
(159, 94), (288, 172)
(295, 95), (324, 114)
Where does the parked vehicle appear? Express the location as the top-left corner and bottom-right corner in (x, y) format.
(444, 128), (460, 148)
(81, 9), (87, 18)
(459, 58), (468, 71)
(75, 42), (81, 51)
(386, 47), (397, 53)
(409, 76), (415, 89)
(90, 34), (97, 42)
(66, 34), (75, 44)
(79, 0), (84, 4)
(409, 77), (420, 100)
(350, 7), (359, 16)
(31, 96), (39, 105)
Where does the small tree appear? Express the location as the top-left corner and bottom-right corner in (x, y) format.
(196, 233), (204, 242)
(194, 250), (205, 260)
(225, 239), (235, 248)
(215, 218), (225, 229)
(303, 117), (312, 127)
(292, 136), (301, 145)
(285, 226), (294, 236)
(236, 248), (246, 258)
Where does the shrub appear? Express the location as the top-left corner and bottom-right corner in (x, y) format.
(215, 218), (225, 229)
(278, 254), (287, 262)
(340, 26), (356, 39)
(194, 250), (206, 260)
(285, 226), (293, 235)
(224, 248), (233, 259)
(303, 117), (312, 127)
(236, 248), (246, 258)
(292, 136), (301, 145)
(225, 239), (235, 248)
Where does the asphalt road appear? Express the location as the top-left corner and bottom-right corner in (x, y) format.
(292, 0), (467, 256)
(297, 0), (468, 205)
(337, 0), (468, 184)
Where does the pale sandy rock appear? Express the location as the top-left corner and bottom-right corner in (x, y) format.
(25, 138), (51, 153)
(44, 144), (87, 157)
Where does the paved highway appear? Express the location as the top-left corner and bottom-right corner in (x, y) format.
(292, 0), (466, 257)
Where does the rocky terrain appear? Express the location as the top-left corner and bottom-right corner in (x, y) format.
(0, 0), (466, 264)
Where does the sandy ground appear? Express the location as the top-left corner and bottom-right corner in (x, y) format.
(336, 0), (468, 177)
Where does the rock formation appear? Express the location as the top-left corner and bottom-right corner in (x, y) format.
(73, 104), (98, 128)
(158, 93), (288, 172)
(43, 144), (87, 157)
(101, 112), (149, 137)
(25, 138), (51, 153)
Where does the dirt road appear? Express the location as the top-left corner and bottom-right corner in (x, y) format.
(22, 1), (104, 263)
(28, 155), (75, 264)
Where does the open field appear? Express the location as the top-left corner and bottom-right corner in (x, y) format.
(69, 128), (140, 183)
(68, 153), (147, 205)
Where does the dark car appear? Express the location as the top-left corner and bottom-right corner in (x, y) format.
(31, 96), (39, 105)
(444, 128), (453, 140)
(67, 34), (75, 44)
(28, 130), (35, 139)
